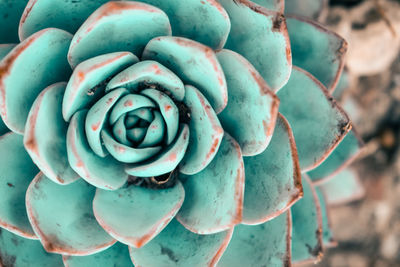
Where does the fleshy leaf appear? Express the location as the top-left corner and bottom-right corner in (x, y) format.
(177, 133), (244, 234)
(129, 219), (232, 267)
(0, 0), (27, 42)
(63, 52), (138, 122)
(291, 175), (323, 265)
(106, 60), (185, 101)
(85, 88), (128, 157)
(287, 16), (347, 91)
(63, 242), (133, 267)
(318, 168), (365, 205)
(93, 182), (185, 248)
(308, 129), (363, 183)
(101, 129), (162, 163)
(126, 124), (189, 177)
(19, 0), (110, 40)
(24, 82), (79, 185)
(68, 1), (171, 67)
(67, 110), (129, 190)
(218, 211), (291, 267)
(242, 114), (302, 225)
(219, 0), (291, 91)
(217, 49), (279, 156)
(26, 173), (116, 255)
(0, 44), (16, 60)
(251, 0), (284, 12)
(315, 188), (335, 247)
(285, 0), (328, 20)
(142, 36), (228, 113)
(0, 28), (72, 134)
(277, 67), (351, 171)
(179, 85), (224, 175)
(0, 228), (63, 267)
(141, 89), (179, 145)
(0, 133), (38, 239)
(140, 0), (230, 49)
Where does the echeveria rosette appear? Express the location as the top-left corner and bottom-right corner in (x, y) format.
(0, 0), (363, 266)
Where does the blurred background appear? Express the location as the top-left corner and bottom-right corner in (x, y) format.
(306, 0), (400, 266)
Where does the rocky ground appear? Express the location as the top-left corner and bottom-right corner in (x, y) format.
(307, 0), (400, 266)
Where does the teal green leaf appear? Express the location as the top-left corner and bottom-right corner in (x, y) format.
(291, 175), (323, 264)
(26, 173), (116, 255)
(24, 82), (79, 185)
(18, 0), (110, 40)
(143, 36), (228, 113)
(0, 133), (38, 239)
(287, 16), (347, 91)
(285, 0), (328, 20)
(106, 60), (185, 101)
(315, 188), (335, 247)
(0, 228), (63, 267)
(177, 133), (244, 234)
(250, 0), (284, 12)
(67, 1), (171, 67)
(179, 85), (224, 175)
(93, 182), (184, 248)
(217, 49), (279, 156)
(126, 124), (189, 177)
(0, 28), (72, 134)
(218, 211), (291, 267)
(219, 0), (292, 91)
(63, 52), (138, 122)
(318, 168), (365, 205)
(139, 0), (230, 50)
(129, 219), (232, 267)
(63, 242), (133, 267)
(278, 67), (351, 171)
(242, 114), (302, 225)
(67, 110), (129, 190)
(308, 129), (363, 183)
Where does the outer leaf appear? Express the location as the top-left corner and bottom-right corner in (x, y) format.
(177, 133), (244, 234)
(0, 133), (38, 239)
(63, 242), (133, 267)
(68, 1), (171, 67)
(315, 188), (336, 248)
(216, 49), (279, 156)
(219, 0), (292, 91)
(19, 0), (110, 40)
(24, 82), (80, 185)
(287, 16), (347, 91)
(318, 168), (365, 206)
(93, 182), (184, 248)
(139, 0), (230, 50)
(129, 219), (233, 267)
(25, 173), (116, 255)
(242, 114), (302, 225)
(308, 129), (363, 184)
(291, 175), (323, 265)
(218, 211), (292, 267)
(0, 228), (63, 267)
(277, 67), (351, 171)
(0, 28), (72, 134)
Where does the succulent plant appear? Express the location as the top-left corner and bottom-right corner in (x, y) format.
(0, 0), (364, 266)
